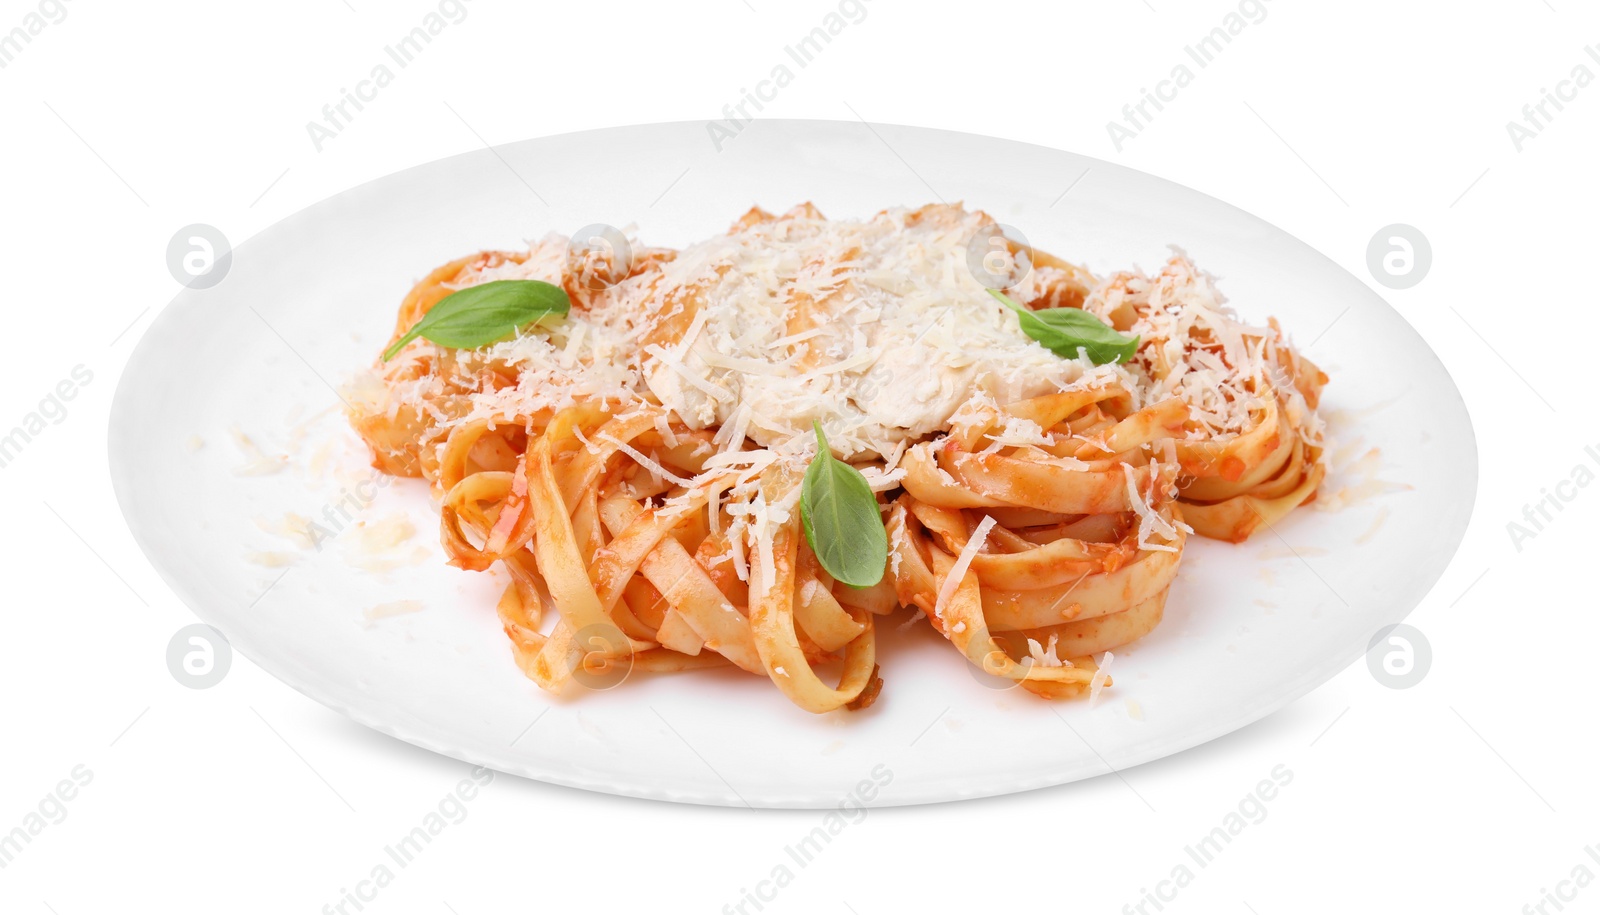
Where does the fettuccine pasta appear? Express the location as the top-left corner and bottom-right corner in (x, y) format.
(346, 203), (1328, 712)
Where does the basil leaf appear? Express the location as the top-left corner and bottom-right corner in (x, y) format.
(987, 289), (1140, 365)
(800, 421), (888, 588)
(382, 279), (570, 361)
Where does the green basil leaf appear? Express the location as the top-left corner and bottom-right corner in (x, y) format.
(382, 279), (570, 361)
(800, 421), (888, 588)
(987, 288), (1140, 365)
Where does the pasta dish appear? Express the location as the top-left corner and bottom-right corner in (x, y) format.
(347, 203), (1328, 712)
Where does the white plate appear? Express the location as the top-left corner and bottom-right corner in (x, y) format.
(110, 120), (1475, 808)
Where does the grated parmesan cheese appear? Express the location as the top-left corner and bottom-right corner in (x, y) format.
(934, 515), (997, 620)
(633, 208), (1096, 465)
(1026, 634), (1069, 668)
(363, 599), (424, 621)
(1089, 651), (1114, 706)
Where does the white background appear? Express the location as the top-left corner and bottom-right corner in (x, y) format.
(2, 1), (1596, 913)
